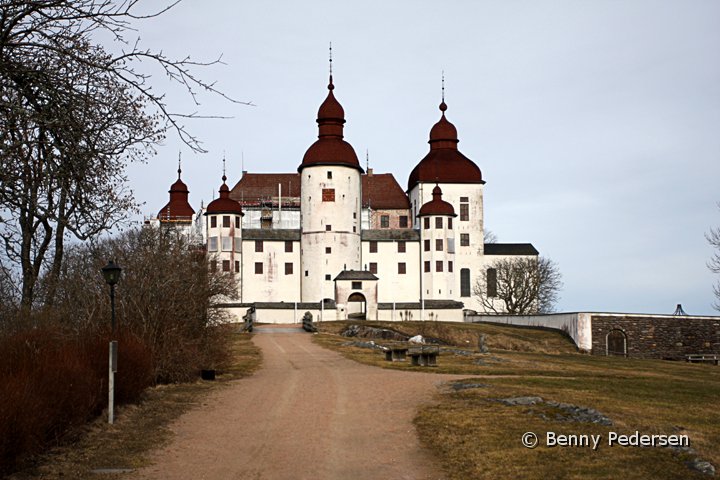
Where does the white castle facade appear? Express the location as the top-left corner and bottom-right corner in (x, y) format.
(154, 75), (538, 323)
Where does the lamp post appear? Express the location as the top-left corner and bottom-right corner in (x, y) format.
(101, 260), (122, 424)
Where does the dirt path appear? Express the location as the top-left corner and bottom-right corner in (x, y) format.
(134, 326), (460, 480)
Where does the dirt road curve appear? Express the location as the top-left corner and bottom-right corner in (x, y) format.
(135, 326), (457, 480)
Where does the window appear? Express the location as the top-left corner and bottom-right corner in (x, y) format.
(369, 263), (377, 274)
(399, 215), (408, 228)
(255, 262), (263, 274)
(210, 260), (217, 272)
(208, 236), (218, 252)
(424, 239), (430, 252)
(234, 237), (241, 252)
(326, 225), (332, 231)
(397, 241), (406, 253)
(285, 241), (293, 252)
(353, 226), (356, 232)
(353, 212), (357, 219)
(460, 268), (471, 297)
(448, 218), (453, 229)
(235, 216), (240, 228)
(460, 234), (470, 246)
(322, 188), (335, 202)
(352, 281), (362, 290)
(222, 237), (232, 252)
(285, 263), (293, 275)
(255, 240), (263, 252)
(305, 270), (309, 277)
(235, 261), (240, 273)
(210, 216), (217, 228)
(380, 215), (389, 228)
(222, 260), (230, 272)
(435, 217), (443, 229)
(261, 218), (272, 229)
(448, 261), (453, 272)
(487, 268), (498, 297)
(327, 171), (332, 179)
(436, 261), (443, 272)
(447, 238), (455, 253)
(370, 241), (378, 253)
(325, 247), (331, 254)
(325, 274), (331, 281)
(435, 239), (443, 251)
(460, 203), (469, 221)
(398, 263), (406, 274)
(460, 196), (469, 202)
(424, 261), (430, 273)
(223, 216), (230, 228)
(423, 217), (430, 229)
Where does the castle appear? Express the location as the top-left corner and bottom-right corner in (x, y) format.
(154, 74), (538, 322)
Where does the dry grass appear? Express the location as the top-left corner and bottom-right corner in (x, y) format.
(314, 321), (720, 480)
(6, 328), (261, 480)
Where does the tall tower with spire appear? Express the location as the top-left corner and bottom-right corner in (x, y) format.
(157, 153), (196, 230)
(298, 69), (363, 302)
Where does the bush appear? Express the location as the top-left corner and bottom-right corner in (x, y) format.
(0, 325), (153, 475)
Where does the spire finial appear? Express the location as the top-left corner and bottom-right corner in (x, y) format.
(440, 71), (447, 113)
(222, 152), (227, 183)
(328, 42), (334, 90)
(366, 149), (369, 171)
(177, 151), (182, 179)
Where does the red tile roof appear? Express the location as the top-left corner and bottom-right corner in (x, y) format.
(229, 172), (410, 210)
(417, 185), (456, 217)
(158, 176), (195, 221)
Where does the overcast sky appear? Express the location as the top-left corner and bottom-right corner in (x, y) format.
(125, 1), (720, 315)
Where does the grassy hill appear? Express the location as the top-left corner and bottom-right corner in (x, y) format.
(314, 320), (720, 480)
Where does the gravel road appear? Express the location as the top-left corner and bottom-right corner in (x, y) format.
(135, 325), (455, 479)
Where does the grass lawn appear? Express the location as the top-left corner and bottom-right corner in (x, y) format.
(314, 320), (720, 480)
(7, 328), (261, 480)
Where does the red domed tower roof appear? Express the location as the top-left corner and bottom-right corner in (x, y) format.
(407, 101), (484, 191)
(205, 174), (244, 215)
(158, 164), (195, 222)
(418, 185), (456, 217)
(299, 75), (362, 172)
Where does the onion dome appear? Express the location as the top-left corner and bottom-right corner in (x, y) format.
(205, 174), (244, 216)
(407, 101), (484, 191)
(418, 185), (456, 217)
(299, 75), (362, 172)
(158, 165), (195, 222)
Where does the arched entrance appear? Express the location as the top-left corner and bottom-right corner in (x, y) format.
(347, 292), (367, 320)
(606, 329), (627, 357)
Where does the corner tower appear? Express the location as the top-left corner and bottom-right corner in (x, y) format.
(299, 75), (363, 302)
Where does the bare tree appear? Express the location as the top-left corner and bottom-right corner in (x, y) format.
(473, 256), (563, 314)
(0, 1), (247, 311)
(484, 229), (498, 244)
(707, 209), (720, 311)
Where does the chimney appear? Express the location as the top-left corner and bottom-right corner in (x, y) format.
(367, 167), (373, 176)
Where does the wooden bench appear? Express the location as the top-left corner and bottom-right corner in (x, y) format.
(408, 345), (439, 367)
(686, 354), (719, 365)
(384, 347), (409, 362)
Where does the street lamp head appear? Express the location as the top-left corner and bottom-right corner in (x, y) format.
(101, 260), (122, 286)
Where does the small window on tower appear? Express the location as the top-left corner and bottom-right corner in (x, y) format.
(448, 217), (453, 229)
(235, 261), (240, 273)
(325, 247), (331, 254)
(210, 260), (217, 272)
(424, 217), (430, 230)
(369, 263), (377, 274)
(326, 225), (332, 231)
(285, 241), (293, 252)
(327, 171), (333, 179)
(325, 274), (331, 281)
(285, 263), (293, 275)
(448, 261), (453, 272)
(235, 216), (240, 228)
(460, 234), (470, 246)
(397, 241), (406, 253)
(436, 261), (443, 272)
(255, 240), (263, 252)
(487, 268), (498, 297)
(460, 196), (469, 202)
(222, 260), (230, 272)
(322, 188), (335, 202)
(352, 281), (362, 290)
(208, 237), (218, 252)
(210, 217), (217, 228)
(399, 215), (408, 228)
(436, 239), (443, 251)
(222, 237), (232, 252)
(369, 241), (378, 253)
(424, 261), (430, 273)
(435, 217), (443, 229)
(398, 263), (406, 274)
(460, 203), (469, 221)
(380, 215), (389, 228)
(424, 239), (430, 252)
(223, 216), (230, 228)
(255, 262), (263, 274)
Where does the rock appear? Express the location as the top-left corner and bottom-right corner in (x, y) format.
(409, 335), (424, 344)
(501, 396), (543, 406)
(478, 334), (489, 353)
(340, 325), (409, 341)
(688, 460), (715, 476)
(449, 381), (489, 391)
